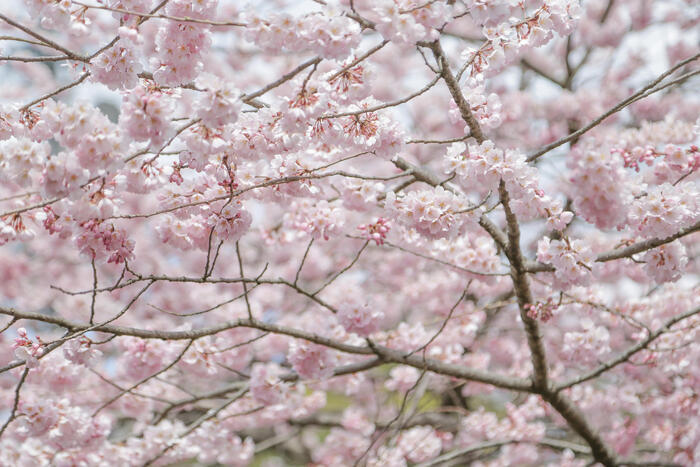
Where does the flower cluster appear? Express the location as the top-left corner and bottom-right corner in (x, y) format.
(39, 100), (125, 179)
(91, 39), (142, 90)
(643, 242), (688, 284)
(332, 103), (404, 158)
(104, 0), (155, 23)
(41, 152), (90, 197)
(341, 179), (385, 211)
(287, 340), (336, 380)
(150, 1), (216, 86)
(432, 235), (501, 274)
(12, 328), (44, 369)
(562, 318), (611, 363)
(75, 220), (135, 264)
(314, 428), (371, 465)
(525, 297), (559, 322)
(445, 140), (571, 223)
(119, 86), (174, 148)
(357, 217), (390, 245)
(370, 0), (453, 45)
(15, 398), (111, 455)
(337, 301), (383, 336)
(243, 12), (361, 59)
(457, 396), (546, 461)
(462, 0), (582, 76)
(194, 73), (242, 128)
(396, 426), (444, 463)
(25, 0), (91, 34)
(568, 148), (634, 229)
(117, 337), (177, 380)
(209, 202), (253, 243)
(385, 366), (421, 393)
(63, 337), (102, 367)
(0, 137), (48, 185)
(156, 214), (204, 250)
(385, 186), (475, 240)
(449, 75), (503, 131)
(536, 237), (595, 290)
(627, 182), (698, 239)
(285, 199), (345, 241)
(250, 363), (287, 405)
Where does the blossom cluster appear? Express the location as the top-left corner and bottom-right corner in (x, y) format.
(91, 39), (142, 90)
(642, 242), (688, 283)
(450, 75), (503, 131)
(562, 317), (611, 363)
(13, 328), (44, 369)
(0, 214), (35, 245)
(337, 301), (383, 336)
(627, 182), (698, 239)
(463, 0), (582, 76)
(243, 11), (361, 59)
(150, 0), (217, 86)
(368, 0), (453, 45)
(25, 0), (91, 34)
(287, 340), (336, 380)
(536, 236), (595, 290)
(567, 148), (634, 229)
(119, 86), (174, 148)
(385, 186), (476, 240)
(0, 0), (698, 465)
(74, 219), (135, 264)
(445, 140), (573, 226)
(156, 199), (252, 250)
(357, 217), (390, 245)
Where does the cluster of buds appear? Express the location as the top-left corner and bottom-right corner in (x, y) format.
(358, 218), (390, 245)
(612, 144), (700, 172)
(524, 298), (559, 322)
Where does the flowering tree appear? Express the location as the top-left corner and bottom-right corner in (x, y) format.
(0, 0), (697, 465)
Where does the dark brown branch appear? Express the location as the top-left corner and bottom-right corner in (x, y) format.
(498, 181), (549, 389)
(428, 40), (485, 143)
(541, 390), (619, 466)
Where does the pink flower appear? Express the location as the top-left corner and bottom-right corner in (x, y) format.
(119, 86), (174, 148)
(194, 73), (242, 128)
(643, 242), (687, 283)
(12, 328), (44, 369)
(90, 40), (141, 90)
(357, 218), (390, 245)
(397, 426), (443, 463)
(287, 341), (335, 380)
(385, 186), (475, 240)
(537, 237), (595, 290)
(250, 362), (286, 405)
(286, 200), (345, 241)
(337, 302), (383, 336)
(63, 337), (102, 367)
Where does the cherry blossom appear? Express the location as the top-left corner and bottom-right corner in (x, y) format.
(0, 0), (697, 465)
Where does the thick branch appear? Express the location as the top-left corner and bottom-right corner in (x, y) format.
(428, 41), (485, 143)
(0, 307), (532, 391)
(541, 390), (619, 466)
(498, 181), (549, 389)
(596, 221), (700, 262)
